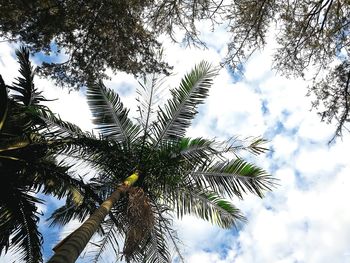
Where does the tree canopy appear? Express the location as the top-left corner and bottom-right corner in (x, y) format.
(0, 0), (169, 88)
(1, 0), (348, 137)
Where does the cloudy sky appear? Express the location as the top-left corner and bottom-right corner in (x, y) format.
(1, 20), (350, 263)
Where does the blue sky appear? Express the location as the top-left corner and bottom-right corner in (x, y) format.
(1, 20), (350, 263)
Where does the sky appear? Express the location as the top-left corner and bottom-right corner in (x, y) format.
(1, 20), (350, 263)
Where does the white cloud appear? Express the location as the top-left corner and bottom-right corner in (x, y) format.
(231, 162), (350, 263)
(0, 43), (19, 82)
(271, 134), (298, 159)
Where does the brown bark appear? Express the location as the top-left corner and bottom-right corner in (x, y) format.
(47, 187), (125, 263)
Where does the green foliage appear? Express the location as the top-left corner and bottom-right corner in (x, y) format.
(0, 48), (92, 261)
(10, 47), (46, 106)
(0, 188), (43, 262)
(152, 61), (218, 143)
(87, 81), (140, 143)
(192, 159), (274, 199)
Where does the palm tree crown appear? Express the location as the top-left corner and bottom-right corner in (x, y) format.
(48, 61), (275, 262)
(0, 48), (93, 262)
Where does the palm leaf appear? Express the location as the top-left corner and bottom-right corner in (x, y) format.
(55, 143), (126, 177)
(57, 137), (135, 185)
(48, 194), (98, 228)
(0, 136), (30, 153)
(136, 73), (167, 165)
(0, 189), (43, 262)
(152, 61), (218, 145)
(166, 186), (245, 229)
(48, 175), (121, 238)
(223, 136), (269, 156)
(33, 106), (87, 139)
(30, 159), (82, 200)
(191, 158), (275, 199)
(13, 199), (43, 263)
(87, 80), (140, 143)
(0, 136), (50, 167)
(137, 73), (166, 136)
(48, 177), (105, 227)
(91, 222), (121, 263)
(141, 219), (171, 263)
(179, 136), (268, 163)
(153, 202), (184, 263)
(9, 47), (46, 106)
(178, 137), (219, 165)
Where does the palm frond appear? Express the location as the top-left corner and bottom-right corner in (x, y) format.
(48, 178), (103, 227)
(191, 158), (275, 199)
(0, 190), (43, 262)
(9, 47), (46, 106)
(30, 159), (81, 200)
(137, 73), (166, 135)
(1, 102), (37, 135)
(0, 135), (30, 153)
(178, 137), (218, 165)
(136, 73), (167, 165)
(223, 136), (269, 156)
(166, 186), (245, 229)
(14, 199), (43, 263)
(87, 81), (140, 143)
(91, 221), (121, 263)
(33, 106), (87, 139)
(179, 136), (269, 163)
(53, 137), (135, 186)
(0, 137), (50, 167)
(142, 219), (171, 263)
(48, 194), (98, 227)
(46, 171), (121, 238)
(0, 75), (8, 131)
(152, 61), (218, 145)
(153, 202), (184, 263)
(0, 76), (35, 135)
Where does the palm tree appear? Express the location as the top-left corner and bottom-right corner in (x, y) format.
(0, 47), (95, 262)
(47, 61), (275, 263)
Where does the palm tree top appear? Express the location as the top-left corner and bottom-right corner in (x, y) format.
(0, 47), (94, 263)
(47, 60), (275, 262)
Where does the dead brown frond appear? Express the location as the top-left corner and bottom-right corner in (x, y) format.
(123, 187), (154, 261)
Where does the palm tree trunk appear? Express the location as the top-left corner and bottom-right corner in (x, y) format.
(48, 172), (139, 263)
